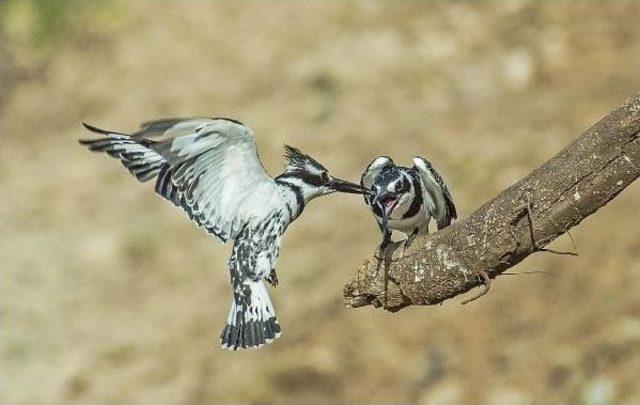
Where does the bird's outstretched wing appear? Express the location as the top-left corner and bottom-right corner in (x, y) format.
(360, 156), (394, 205)
(80, 118), (278, 242)
(412, 156), (457, 229)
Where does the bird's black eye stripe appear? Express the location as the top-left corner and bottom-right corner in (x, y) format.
(301, 171), (326, 187)
(276, 170), (325, 187)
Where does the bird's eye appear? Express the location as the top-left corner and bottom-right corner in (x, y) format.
(321, 172), (330, 183)
(396, 180), (409, 193)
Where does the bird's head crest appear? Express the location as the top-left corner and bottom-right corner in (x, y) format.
(282, 144), (328, 176)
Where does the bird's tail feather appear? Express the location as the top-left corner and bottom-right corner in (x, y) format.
(437, 216), (452, 230)
(436, 205), (456, 230)
(220, 280), (281, 350)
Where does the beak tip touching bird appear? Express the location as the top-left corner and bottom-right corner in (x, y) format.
(80, 117), (386, 350)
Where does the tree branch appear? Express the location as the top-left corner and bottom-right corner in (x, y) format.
(344, 93), (640, 311)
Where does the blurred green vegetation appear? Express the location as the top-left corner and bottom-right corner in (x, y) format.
(0, 0), (118, 109)
(1, 0), (114, 46)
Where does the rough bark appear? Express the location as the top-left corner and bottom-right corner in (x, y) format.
(344, 93), (640, 311)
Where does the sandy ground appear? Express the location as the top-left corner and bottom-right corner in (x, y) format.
(2, 2), (640, 404)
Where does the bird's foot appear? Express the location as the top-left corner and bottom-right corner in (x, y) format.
(375, 241), (405, 262)
(374, 246), (389, 261)
(266, 269), (279, 287)
(403, 229), (420, 251)
(374, 232), (393, 261)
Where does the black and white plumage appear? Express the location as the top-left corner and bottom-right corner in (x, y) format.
(361, 156), (457, 250)
(80, 118), (369, 350)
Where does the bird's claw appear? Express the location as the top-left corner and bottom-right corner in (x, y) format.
(266, 270), (279, 287)
(374, 246), (388, 261)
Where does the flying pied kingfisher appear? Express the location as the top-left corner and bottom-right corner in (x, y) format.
(79, 118), (369, 350)
(361, 156), (457, 252)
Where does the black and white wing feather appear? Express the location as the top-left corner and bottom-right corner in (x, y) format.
(360, 156), (394, 205)
(80, 118), (279, 242)
(412, 156), (457, 229)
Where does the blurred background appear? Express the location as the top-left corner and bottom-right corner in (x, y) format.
(2, 1), (640, 404)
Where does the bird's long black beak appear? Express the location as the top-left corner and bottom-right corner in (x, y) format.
(372, 190), (395, 235)
(327, 177), (372, 195)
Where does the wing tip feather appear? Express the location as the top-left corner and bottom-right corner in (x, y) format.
(82, 122), (110, 135)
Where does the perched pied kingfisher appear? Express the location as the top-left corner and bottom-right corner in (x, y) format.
(79, 118), (369, 350)
(361, 156), (457, 251)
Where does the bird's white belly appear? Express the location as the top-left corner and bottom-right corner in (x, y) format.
(388, 210), (431, 235)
